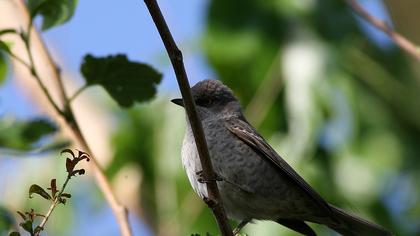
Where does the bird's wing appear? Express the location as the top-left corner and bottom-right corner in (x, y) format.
(224, 116), (334, 216)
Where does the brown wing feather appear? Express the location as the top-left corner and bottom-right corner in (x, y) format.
(224, 116), (335, 218)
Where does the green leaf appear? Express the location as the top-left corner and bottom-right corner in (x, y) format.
(80, 54), (162, 108)
(29, 184), (52, 200)
(0, 117), (58, 152)
(0, 41), (11, 54)
(0, 53), (7, 85)
(19, 220), (33, 234)
(28, 0), (78, 31)
(9, 232), (21, 236)
(0, 206), (14, 233)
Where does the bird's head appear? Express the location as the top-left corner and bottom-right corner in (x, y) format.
(171, 79), (242, 120)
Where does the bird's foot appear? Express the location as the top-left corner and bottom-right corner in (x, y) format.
(196, 170), (223, 183)
(233, 219), (250, 235)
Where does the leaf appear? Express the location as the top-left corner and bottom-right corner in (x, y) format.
(0, 206), (14, 232)
(61, 148), (75, 158)
(65, 158), (74, 173)
(28, 0), (78, 31)
(21, 119), (56, 143)
(0, 52), (7, 85)
(16, 211), (26, 221)
(9, 232), (21, 236)
(0, 29), (17, 36)
(61, 193), (71, 198)
(70, 169), (85, 177)
(19, 220), (33, 234)
(80, 54), (162, 108)
(48, 179), (58, 198)
(29, 184), (52, 200)
(0, 117), (58, 152)
(0, 41), (11, 54)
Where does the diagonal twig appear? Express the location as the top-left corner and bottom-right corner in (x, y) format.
(142, 0), (234, 235)
(345, 0), (420, 61)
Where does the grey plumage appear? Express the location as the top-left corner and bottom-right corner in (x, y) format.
(174, 79), (392, 236)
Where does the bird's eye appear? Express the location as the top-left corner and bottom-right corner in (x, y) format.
(196, 98), (211, 107)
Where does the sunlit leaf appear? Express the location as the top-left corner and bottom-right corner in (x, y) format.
(29, 184), (52, 200)
(80, 54), (162, 108)
(28, 0), (78, 31)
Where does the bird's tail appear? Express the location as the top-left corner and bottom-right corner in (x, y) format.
(326, 204), (393, 236)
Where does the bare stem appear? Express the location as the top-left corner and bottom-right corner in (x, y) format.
(345, 0), (420, 61)
(142, 0), (233, 235)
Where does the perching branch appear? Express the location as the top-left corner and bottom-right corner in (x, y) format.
(345, 0), (420, 61)
(10, 1), (133, 235)
(142, 1), (234, 235)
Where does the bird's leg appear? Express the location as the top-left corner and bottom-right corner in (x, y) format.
(233, 219), (250, 235)
(196, 170), (223, 183)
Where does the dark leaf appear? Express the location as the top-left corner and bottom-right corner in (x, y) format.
(29, 184), (52, 200)
(70, 169), (85, 177)
(19, 220), (33, 234)
(61, 193), (71, 198)
(48, 179), (58, 198)
(61, 148), (75, 158)
(9, 232), (21, 236)
(21, 119), (56, 144)
(0, 29), (17, 36)
(66, 158), (74, 173)
(58, 197), (66, 205)
(77, 150), (90, 161)
(28, 0), (78, 31)
(16, 211), (26, 221)
(80, 54), (162, 108)
(0, 117), (57, 152)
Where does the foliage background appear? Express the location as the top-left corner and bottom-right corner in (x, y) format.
(1, 0), (419, 235)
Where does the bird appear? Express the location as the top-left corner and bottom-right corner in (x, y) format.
(171, 79), (392, 236)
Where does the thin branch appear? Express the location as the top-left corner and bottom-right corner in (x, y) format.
(68, 84), (89, 104)
(13, 1), (133, 235)
(345, 0), (420, 61)
(142, 1), (233, 235)
(36, 176), (71, 235)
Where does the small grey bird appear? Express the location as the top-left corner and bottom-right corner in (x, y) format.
(172, 79), (392, 236)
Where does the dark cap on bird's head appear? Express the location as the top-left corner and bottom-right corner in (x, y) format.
(171, 79), (237, 108)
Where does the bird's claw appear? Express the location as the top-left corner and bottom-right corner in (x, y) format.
(196, 170), (223, 183)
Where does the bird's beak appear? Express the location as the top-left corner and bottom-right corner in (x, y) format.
(171, 98), (184, 107)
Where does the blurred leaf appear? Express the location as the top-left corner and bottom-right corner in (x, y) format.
(19, 220), (33, 234)
(0, 41), (11, 54)
(16, 211), (26, 221)
(28, 0), (78, 31)
(0, 117), (58, 152)
(0, 29), (17, 36)
(29, 184), (52, 200)
(0, 206), (14, 233)
(61, 193), (71, 198)
(9, 232), (21, 236)
(21, 119), (56, 144)
(80, 54), (162, 108)
(0, 53), (7, 85)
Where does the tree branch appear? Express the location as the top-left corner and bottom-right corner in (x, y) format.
(345, 0), (420, 61)
(142, 1), (233, 235)
(12, 1), (133, 235)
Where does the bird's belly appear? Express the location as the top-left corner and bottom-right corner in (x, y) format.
(181, 129), (313, 221)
